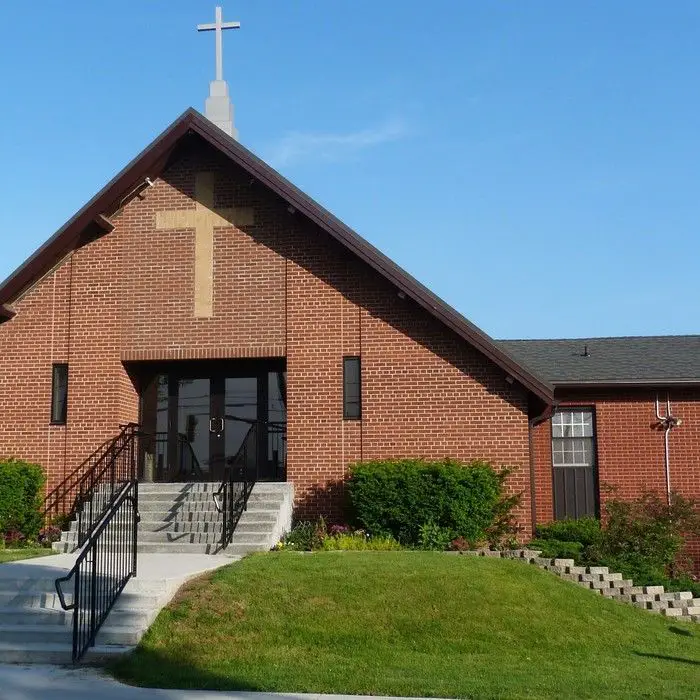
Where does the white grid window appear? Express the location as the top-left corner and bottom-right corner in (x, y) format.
(552, 410), (594, 468)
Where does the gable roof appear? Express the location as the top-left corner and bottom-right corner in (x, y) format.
(499, 336), (700, 388)
(0, 108), (554, 403)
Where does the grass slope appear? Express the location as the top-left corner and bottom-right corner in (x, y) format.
(0, 548), (53, 564)
(112, 552), (700, 699)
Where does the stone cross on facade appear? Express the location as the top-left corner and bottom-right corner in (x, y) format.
(198, 6), (240, 139)
(155, 172), (254, 318)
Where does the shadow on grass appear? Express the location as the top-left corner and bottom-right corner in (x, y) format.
(109, 646), (268, 692)
(633, 651), (700, 666)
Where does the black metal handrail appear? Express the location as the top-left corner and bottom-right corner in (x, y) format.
(213, 422), (256, 549)
(55, 479), (139, 663)
(43, 423), (141, 547)
(152, 432), (204, 481)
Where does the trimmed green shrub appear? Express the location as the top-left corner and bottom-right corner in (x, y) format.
(534, 517), (601, 549)
(347, 458), (519, 547)
(0, 459), (45, 542)
(418, 521), (454, 551)
(528, 538), (584, 560)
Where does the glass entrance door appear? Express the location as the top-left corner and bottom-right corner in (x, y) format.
(140, 360), (286, 483)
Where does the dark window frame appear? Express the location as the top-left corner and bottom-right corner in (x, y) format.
(550, 406), (600, 519)
(51, 363), (69, 425)
(343, 356), (362, 420)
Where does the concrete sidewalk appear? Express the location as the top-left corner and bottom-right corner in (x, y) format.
(0, 551), (234, 581)
(0, 664), (429, 700)
(0, 553), (235, 664)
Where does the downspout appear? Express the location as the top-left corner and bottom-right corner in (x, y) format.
(529, 400), (557, 534)
(655, 393), (682, 506)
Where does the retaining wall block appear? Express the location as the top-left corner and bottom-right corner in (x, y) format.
(553, 559), (575, 568)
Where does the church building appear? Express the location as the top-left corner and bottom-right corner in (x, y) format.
(0, 10), (697, 564)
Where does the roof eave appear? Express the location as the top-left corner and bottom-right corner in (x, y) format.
(0, 305), (15, 322)
(554, 379), (700, 390)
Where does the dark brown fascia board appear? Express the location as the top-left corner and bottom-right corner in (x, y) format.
(0, 110), (196, 306)
(554, 379), (700, 390)
(187, 113), (555, 403)
(0, 304), (15, 321)
(0, 107), (554, 403)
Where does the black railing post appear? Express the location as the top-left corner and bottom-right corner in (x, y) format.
(132, 483), (139, 577)
(71, 566), (81, 664)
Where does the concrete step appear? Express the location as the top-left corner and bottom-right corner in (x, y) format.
(0, 607), (70, 626)
(0, 624), (74, 645)
(138, 491), (284, 504)
(62, 519), (273, 542)
(134, 541), (266, 555)
(0, 592), (72, 609)
(133, 531), (269, 545)
(0, 578), (62, 593)
(0, 622), (144, 647)
(0, 641), (132, 665)
(139, 500), (281, 520)
(138, 519), (272, 534)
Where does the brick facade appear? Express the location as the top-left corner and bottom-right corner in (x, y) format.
(1, 126), (697, 565)
(532, 389), (700, 569)
(0, 137), (533, 534)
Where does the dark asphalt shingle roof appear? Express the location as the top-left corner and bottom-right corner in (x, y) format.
(497, 336), (700, 386)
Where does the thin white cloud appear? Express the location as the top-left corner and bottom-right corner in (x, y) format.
(264, 118), (411, 168)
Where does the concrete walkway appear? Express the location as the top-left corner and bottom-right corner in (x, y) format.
(1, 665), (428, 700)
(0, 551), (234, 581)
(0, 552), (236, 664)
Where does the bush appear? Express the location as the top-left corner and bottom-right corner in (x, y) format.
(590, 491), (700, 584)
(0, 459), (45, 542)
(281, 519), (326, 551)
(528, 538), (584, 560)
(418, 521), (454, 551)
(279, 519), (402, 551)
(321, 532), (402, 551)
(534, 517), (601, 549)
(347, 459), (520, 548)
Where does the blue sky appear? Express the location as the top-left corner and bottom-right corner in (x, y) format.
(1, 1), (699, 339)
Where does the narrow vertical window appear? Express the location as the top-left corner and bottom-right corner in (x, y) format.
(343, 357), (361, 420)
(51, 364), (68, 425)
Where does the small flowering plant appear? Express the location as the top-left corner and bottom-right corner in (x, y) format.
(3, 530), (26, 547)
(38, 525), (62, 545)
(278, 518), (401, 551)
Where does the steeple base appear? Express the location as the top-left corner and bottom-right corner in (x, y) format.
(205, 80), (237, 140)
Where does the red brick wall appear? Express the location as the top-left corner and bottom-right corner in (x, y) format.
(533, 389), (700, 569)
(0, 136), (532, 534)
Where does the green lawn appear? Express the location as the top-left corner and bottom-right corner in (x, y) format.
(0, 548), (53, 563)
(111, 552), (700, 699)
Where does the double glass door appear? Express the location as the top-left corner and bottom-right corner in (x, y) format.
(140, 361), (286, 482)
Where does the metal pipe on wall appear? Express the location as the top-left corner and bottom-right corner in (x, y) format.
(655, 393), (682, 505)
